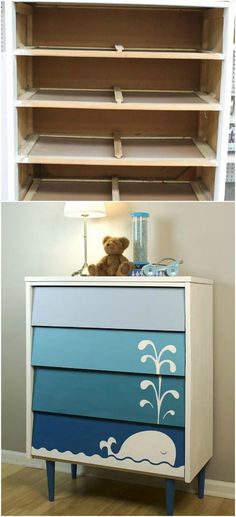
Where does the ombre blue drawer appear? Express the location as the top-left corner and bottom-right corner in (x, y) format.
(32, 327), (185, 376)
(32, 412), (185, 478)
(33, 368), (185, 427)
(31, 287), (185, 331)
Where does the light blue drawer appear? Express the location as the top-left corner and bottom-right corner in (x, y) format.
(32, 287), (185, 331)
(33, 367), (185, 427)
(32, 412), (185, 477)
(32, 327), (185, 376)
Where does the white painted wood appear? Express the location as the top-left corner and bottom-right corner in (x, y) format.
(25, 276), (213, 285)
(25, 282), (34, 459)
(5, 0), (18, 201)
(214, 2), (235, 200)
(185, 282), (213, 483)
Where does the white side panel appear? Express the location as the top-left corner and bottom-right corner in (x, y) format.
(26, 283), (33, 459)
(214, 3), (234, 200)
(185, 283), (213, 483)
(5, 0), (18, 200)
(0, 1), (7, 200)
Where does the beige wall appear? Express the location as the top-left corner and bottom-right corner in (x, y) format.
(1, 201), (235, 483)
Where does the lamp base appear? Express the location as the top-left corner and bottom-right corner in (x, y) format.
(72, 263), (90, 277)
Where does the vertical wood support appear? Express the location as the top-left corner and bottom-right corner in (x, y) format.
(165, 479), (175, 516)
(71, 464), (77, 479)
(26, 12), (33, 132)
(197, 466), (206, 499)
(113, 133), (123, 159)
(114, 44), (124, 53)
(112, 177), (120, 200)
(46, 460), (55, 502)
(113, 86), (123, 104)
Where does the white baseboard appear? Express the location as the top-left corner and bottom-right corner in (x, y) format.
(2, 449), (235, 500)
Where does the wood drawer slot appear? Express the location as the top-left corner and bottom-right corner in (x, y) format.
(19, 165), (215, 201)
(16, 4), (223, 56)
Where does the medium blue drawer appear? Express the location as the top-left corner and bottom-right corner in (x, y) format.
(33, 368), (185, 427)
(31, 287), (185, 331)
(32, 412), (185, 477)
(32, 327), (185, 376)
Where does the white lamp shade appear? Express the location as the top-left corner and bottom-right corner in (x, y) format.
(64, 201), (106, 219)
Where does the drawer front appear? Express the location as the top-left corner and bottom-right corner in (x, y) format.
(32, 412), (185, 478)
(32, 327), (185, 376)
(31, 287), (185, 331)
(33, 368), (185, 427)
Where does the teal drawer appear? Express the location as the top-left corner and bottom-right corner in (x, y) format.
(32, 412), (185, 478)
(32, 327), (185, 376)
(33, 368), (185, 427)
(32, 286), (185, 331)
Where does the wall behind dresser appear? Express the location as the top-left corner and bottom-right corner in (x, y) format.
(1, 201), (235, 483)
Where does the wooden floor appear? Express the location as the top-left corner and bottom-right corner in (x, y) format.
(2, 464), (235, 516)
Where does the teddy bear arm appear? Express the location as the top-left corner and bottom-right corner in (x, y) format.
(119, 254), (129, 264)
(89, 256), (108, 276)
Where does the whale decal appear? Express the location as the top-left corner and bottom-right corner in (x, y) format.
(99, 430), (176, 466)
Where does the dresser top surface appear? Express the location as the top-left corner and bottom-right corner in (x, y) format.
(25, 276), (213, 285)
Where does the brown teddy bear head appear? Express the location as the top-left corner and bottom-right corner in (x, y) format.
(103, 236), (129, 255)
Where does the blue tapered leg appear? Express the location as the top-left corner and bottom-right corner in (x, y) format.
(46, 460), (55, 501)
(71, 464), (77, 479)
(198, 466), (206, 499)
(165, 479), (175, 516)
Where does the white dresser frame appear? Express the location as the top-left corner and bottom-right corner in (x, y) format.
(25, 276), (213, 484)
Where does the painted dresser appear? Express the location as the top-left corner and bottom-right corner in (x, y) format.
(25, 276), (213, 515)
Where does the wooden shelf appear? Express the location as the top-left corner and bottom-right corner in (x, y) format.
(23, 177), (212, 201)
(18, 135), (217, 167)
(15, 46), (224, 60)
(16, 88), (221, 111)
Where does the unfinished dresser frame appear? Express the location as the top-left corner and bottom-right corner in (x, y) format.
(5, 0), (234, 201)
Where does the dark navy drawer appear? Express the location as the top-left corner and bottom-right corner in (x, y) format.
(32, 412), (185, 478)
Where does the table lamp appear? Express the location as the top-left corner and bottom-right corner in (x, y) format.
(64, 201), (106, 276)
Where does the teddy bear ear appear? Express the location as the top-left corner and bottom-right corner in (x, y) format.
(103, 235), (111, 245)
(120, 237), (129, 250)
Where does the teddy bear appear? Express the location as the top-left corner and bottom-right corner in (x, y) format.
(88, 236), (133, 276)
